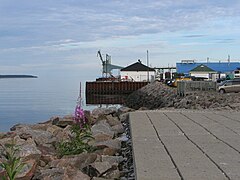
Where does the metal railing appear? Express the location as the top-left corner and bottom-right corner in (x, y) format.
(177, 81), (217, 96)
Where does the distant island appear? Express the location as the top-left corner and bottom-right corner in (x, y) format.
(0, 75), (38, 78)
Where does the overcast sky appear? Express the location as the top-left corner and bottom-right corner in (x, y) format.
(1, 0), (240, 78)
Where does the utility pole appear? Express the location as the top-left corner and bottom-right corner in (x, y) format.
(106, 54), (108, 78)
(147, 50), (149, 82)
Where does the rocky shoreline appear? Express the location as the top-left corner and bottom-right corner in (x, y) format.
(0, 107), (134, 180)
(1, 81), (239, 179)
(125, 81), (240, 111)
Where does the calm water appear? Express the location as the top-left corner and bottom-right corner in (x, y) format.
(0, 76), (96, 132)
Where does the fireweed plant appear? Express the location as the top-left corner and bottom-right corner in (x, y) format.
(57, 84), (94, 156)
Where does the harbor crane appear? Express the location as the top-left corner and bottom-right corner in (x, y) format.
(97, 50), (123, 78)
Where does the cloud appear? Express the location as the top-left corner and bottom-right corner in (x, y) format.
(0, 0), (240, 70)
(215, 38), (236, 44)
(183, 35), (206, 38)
(1, 0), (240, 47)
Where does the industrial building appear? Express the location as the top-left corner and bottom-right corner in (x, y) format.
(120, 60), (155, 82)
(177, 60), (240, 80)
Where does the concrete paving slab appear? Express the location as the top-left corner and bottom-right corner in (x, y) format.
(130, 110), (240, 180)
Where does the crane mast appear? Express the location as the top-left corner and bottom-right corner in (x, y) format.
(97, 50), (123, 80)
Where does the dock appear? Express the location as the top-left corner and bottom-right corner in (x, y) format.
(85, 81), (148, 104)
(130, 110), (240, 180)
(86, 81), (148, 95)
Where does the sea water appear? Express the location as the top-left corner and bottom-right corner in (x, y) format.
(0, 76), (96, 132)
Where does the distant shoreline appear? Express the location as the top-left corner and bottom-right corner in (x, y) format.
(0, 75), (38, 78)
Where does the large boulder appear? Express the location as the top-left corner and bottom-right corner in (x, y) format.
(33, 167), (65, 180)
(94, 139), (121, 151)
(91, 121), (114, 140)
(16, 159), (38, 180)
(92, 108), (117, 117)
(106, 115), (121, 127)
(50, 153), (97, 170)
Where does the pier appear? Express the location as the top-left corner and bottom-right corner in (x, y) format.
(85, 81), (148, 105)
(130, 110), (240, 180)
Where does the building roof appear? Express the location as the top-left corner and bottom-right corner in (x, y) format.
(189, 64), (216, 72)
(176, 62), (240, 74)
(121, 61), (155, 72)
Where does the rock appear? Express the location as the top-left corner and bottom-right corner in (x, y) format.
(29, 123), (50, 131)
(91, 121), (114, 139)
(95, 114), (107, 122)
(139, 106), (149, 110)
(119, 113), (129, 122)
(82, 165), (100, 177)
(16, 159), (38, 180)
(92, 108), (116, 117)
(116, 134), (129, 142)
(91, 161), (112, 175)
(94, 147), (118, 156)
(18, 142), (42, 161)
(53, 117), (74, 128)
(50, 153), (97, 170)
(94, 139), (121, 150)
(104, 168), (120, 179)
(125, 81), (240, 111)
(15, 127), (56, 146)
(46, 125), (62, 136)
(53, 125), (72, 142)
(102, 148), (118, 156)
(10, 124), (30, 131)
(33, 167), (64, 180)
(37, 144), (56, 156)
(51, 117), (60, 125)
(39, 160), (47, 167)
(92, 133), (113, 142)
(92, 177), (109, 180)
(19, 133), (32, 140)
(118, 107), (134, 114)
(40, 154), (57, 165)
(84, 110), (92, 124)
(111, 124), (124, 135)
(106, 115), (121, 126)
(101, 155), (124, 166)
(63, 166), (90, 180)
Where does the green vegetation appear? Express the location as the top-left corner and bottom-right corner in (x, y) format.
(0, 140), (25, 180)
(57, 125), (95, 157)
(57, 104), (95, 157)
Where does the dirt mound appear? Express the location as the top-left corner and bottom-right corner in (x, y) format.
(125, 81), (240, 111)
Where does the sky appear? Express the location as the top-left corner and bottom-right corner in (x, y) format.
(1, 0), (240, 79)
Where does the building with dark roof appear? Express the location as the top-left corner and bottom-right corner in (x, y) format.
(120, 61), (155, 82)
(189, 64), (217, 79)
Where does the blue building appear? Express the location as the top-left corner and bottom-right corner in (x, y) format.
(176, 60), (240, 75)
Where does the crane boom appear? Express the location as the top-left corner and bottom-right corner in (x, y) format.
(97, 50), (104, 64)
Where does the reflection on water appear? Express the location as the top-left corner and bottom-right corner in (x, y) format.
(86, 94), (127, 105)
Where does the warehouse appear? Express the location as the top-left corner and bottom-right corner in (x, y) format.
(177, 60), (240, 75)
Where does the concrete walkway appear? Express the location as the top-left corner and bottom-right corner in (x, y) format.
(130, 110), (240, 180)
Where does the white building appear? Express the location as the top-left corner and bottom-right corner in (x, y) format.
(120, 61), (156, 82)
(189, 64), (217, 80)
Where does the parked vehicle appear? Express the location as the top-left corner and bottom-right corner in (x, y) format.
(218, 79), (240, 93)
(234, 70), (240, 78)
